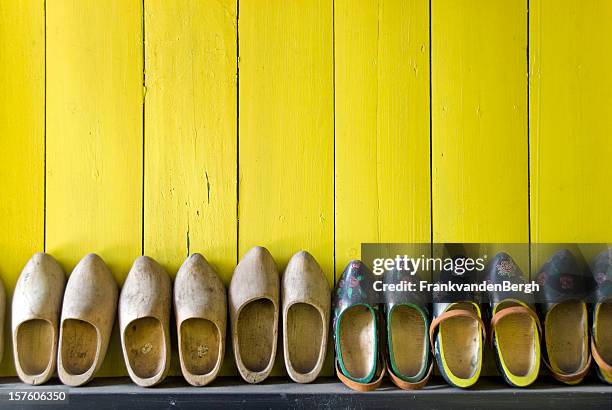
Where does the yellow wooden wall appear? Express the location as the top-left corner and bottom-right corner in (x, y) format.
(0, 0), (45, 374)
(1, 0), (611, 377)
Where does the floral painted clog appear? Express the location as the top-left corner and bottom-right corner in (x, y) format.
(383, 267), (432, 389)
(486, 252), (540, 387)
(589, 248), (612, 384)
(431, 255), (485, 389)
(333, 260), (385, 391)
(536, 249), (591, 384)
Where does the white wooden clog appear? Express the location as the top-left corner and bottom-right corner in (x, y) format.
(12, 253), (65, 385)
(229, 246), (279, 384)
(119, 256), (171, 387)
(174, 253), (226, 386)
(58, 254), (118, 386)
(282, 251), (330, 383)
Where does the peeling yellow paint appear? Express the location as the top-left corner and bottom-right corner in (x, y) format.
(144, 0), (237, 281)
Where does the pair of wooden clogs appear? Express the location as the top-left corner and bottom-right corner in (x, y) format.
(536, 249), (612, 385)
(12, 253), (116, 386)
(432, 253), (537, 389)
(11, 252), (226, 387)
(119, 253), (226, 387)
(333, 260), (433, 392)
(229, 247), (330, 384)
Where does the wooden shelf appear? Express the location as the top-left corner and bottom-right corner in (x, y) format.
(0, 377), (610, 409)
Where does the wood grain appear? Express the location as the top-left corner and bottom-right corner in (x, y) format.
(238, 0), (334, 279)
(238, 0), (334, 376)
(46, 0), (143, 376)
(144, 0), (237, 281)
(334, 0), (431, 276)
(0, 0), (45, 375)
(432, 0), (529, 244)
(530, 0), (612, 244)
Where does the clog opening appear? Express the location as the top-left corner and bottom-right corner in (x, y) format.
(124, 317), (165, 379)
(286, 303), (323, 374)
(389, 305), (427, 379)
(60, 319), (98, 375)
(16, 319), (53, 376)
(237, 298), (275, 373)
(494, 301), (539, 385)
(439, 302), (482, 381)
(180, 318), (221, 376)
(545, 301), (588, 374)
(338, 305), (376, 381)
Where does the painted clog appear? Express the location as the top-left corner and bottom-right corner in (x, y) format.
(229, 246), (279, 384)
(384, 267), (432, 389)
(589, 248), (612, 384)
(536, 249), (590, 384)
(431, 255), (485, 389)
(174, 254), (226, 386)
(333, 260), (384, 391)
(486, 253), (540, 387)
(119, 256), (171, 387)
(12, 253), (65, 385)
(58, 254), (118, 386)
(282, 251), (330, 383)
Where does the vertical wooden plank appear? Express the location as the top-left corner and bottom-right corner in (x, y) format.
(530, 0), (612, 244)
(46, 0), (143, 375)
(239, 0), (333, 376)
(144, 0), (237, 281)
(432, 0), (528, 244)
(239, 0), (334, 279)
(0, 0), (45, 375)
(334, 0), (431, 275)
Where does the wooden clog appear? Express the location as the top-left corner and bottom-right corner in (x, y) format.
(590, 248), (612, 384)
(282, 251), (330, 383)
(333, 260), (385, 391)
(384, 267), (432, 389)
(536, 249), (590, 384)
(431, 302), (485, 388)
(174, 253), (226, 386)
(486, 253), (540, 388)
(431, 256), (485, 389)
(229, 246), (279, 384)
(12, 253), (65, 385)
(119, 256), (171, 387)
(58, 254), (118, 386)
